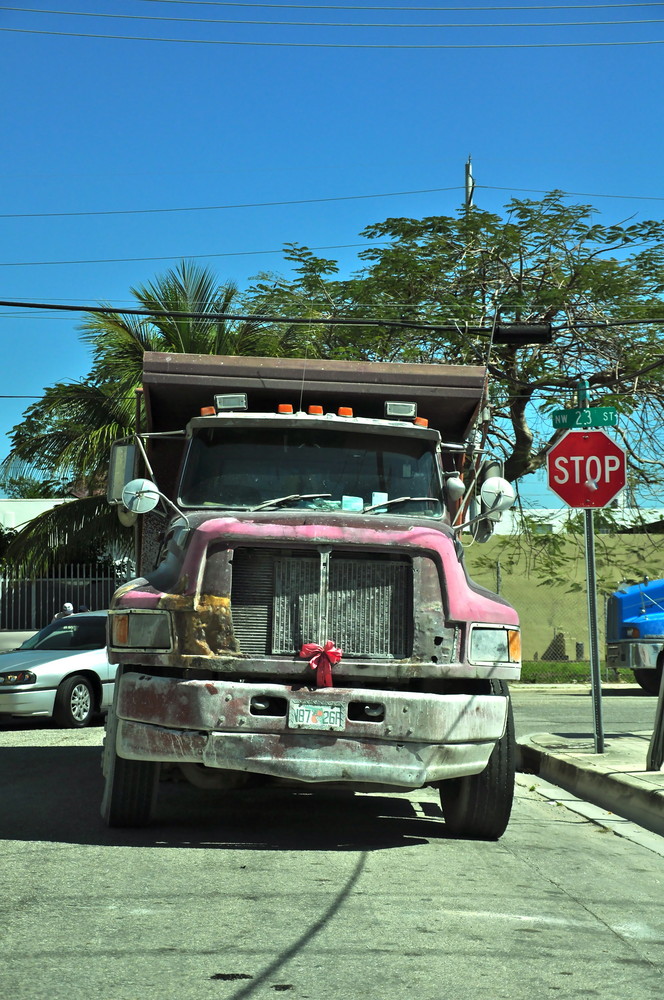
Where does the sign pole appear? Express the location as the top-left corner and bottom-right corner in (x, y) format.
(584, 508), (605, 753)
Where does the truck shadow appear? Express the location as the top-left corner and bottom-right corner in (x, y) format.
(0, 746), (450, 850)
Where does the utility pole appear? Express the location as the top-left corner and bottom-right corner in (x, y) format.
(465, 156), (475, 210)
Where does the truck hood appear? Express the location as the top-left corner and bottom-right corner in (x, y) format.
(183, 507), (454, 535)
(118, 511), (517, 626)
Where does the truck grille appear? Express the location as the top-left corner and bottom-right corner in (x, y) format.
(230, 548), (412, 658)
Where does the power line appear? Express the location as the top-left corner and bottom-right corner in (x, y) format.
(478, 184), (664, 201)
(6, 5), (664, 27)
(1, 297), (661, 332)
(136, 2), (664, 10)
(4, 183), (664, 225)
(0, 185), (461, 220)
(0, 241), (383, 268)
(5, 25), (664, 46)
(0, 297), (550, 338)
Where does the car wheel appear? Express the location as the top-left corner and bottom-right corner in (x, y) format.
(53, 674), (95, 728)
(633, 663), (664, 696)
(439, 680), (516, 840)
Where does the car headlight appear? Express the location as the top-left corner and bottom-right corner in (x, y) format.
(469, 626), (521, 664)
(109, 611), (172, 651)
(0, 671), (37, 685)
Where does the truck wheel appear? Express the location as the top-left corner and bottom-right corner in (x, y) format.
(439, 681), (515, 840)
(53, 674), (94, 728)
(100, 711), (159, 827)
(634, 663), (664, 696)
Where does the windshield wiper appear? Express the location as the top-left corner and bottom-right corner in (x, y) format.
(250, 493), (332, 511)
(362, 496), (439, 513)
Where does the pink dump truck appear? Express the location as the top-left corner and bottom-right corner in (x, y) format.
(101, 353), (520, 837)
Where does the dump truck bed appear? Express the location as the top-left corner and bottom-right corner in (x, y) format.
(142, 352), (487, 443)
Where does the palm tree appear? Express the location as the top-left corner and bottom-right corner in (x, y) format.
(1, 260), (317, 571)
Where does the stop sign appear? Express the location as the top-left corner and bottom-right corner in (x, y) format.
(546, 429), (626, 508)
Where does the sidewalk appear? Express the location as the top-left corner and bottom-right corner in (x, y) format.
(518, 729), (664, 838)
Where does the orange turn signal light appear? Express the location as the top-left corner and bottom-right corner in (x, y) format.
(308, 405), (324, 415)
(278, 403), (294, 413)
(337, 407), (353, 417)
(413, 417), (429, 427)
(200, 406), (216, 416)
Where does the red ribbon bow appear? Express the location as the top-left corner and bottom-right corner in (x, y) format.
(299, 640), (343, 688)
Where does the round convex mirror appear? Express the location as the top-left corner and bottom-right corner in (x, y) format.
(480, 477), (516, 520)
(121, 478), (161, 514)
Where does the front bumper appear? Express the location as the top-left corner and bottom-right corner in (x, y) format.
(606, 641), (663, 670)
(0, 688), (56, 718)
(112, 674), (508, 787)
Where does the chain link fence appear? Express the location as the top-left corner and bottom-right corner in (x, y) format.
(463, 531), (664, 683)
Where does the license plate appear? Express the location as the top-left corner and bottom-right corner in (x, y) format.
(289, 701), (346, 731)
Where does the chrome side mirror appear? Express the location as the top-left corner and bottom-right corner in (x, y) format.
(121, 478), (161, 514)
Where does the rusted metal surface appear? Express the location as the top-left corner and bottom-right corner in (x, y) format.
(110, 517), (519, 679)
(117, 674), (507, 745)
(116, 716), (496, 787)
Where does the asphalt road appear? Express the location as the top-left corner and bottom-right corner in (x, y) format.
(511, 685), (657, 740)
(1, 708), (663, 1000)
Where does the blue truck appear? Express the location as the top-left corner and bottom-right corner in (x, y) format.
(606, 578), (664, 694)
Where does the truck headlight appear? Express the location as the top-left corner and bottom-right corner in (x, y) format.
(109, 611), (172, 651)
(469, 626), (521, 664)
(0, 670), (36, 685)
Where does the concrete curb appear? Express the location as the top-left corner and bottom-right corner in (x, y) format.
(518, 733), (664, 839)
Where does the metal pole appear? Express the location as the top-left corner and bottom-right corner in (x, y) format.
(584, 508), (605, 753)
(646, 670), (664, 770)
(465, 156), (474, 210)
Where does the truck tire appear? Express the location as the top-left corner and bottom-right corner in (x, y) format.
(634, 662), (664, 696)
(439, 681), (515, 840)
(53, 674), (94, 728)
(100, 710), (159, 827)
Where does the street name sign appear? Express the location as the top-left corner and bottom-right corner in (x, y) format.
(546, 429), (626, 508)
(551, 406), (617, 429)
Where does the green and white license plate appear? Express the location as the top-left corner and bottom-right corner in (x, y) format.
(289, 702), (346, 731)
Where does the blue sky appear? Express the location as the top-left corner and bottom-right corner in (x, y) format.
(2, 2), (664, 506)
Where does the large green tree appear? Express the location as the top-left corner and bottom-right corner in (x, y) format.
(246, 194), (664, 495)
(7, 195), (664, 570)
(1, 260), (314, 569)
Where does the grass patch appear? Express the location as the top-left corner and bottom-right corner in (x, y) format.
(516, 661), (636, 685)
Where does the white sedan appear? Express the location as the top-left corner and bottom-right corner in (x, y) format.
(0, 611), (113, 728)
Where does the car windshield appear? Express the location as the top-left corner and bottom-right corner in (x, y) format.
(178, 425), (444, 516)
(20, 618), (106, 652)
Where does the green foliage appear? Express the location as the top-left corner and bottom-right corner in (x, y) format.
(518, 661), (636, 685)
(472, 508), (664, 598)
(0, 476), (72, 499)
(1, 495), (131, 574)
(245, 193), (664, 491)
(8, 195), (664, 567)
(0, 524), (16, 561)
(1, 260), (312, 568)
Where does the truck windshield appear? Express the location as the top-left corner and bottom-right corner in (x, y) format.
(179, 426), (444, 515)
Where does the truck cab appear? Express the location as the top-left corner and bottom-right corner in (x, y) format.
(606, 579), (664, 694)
